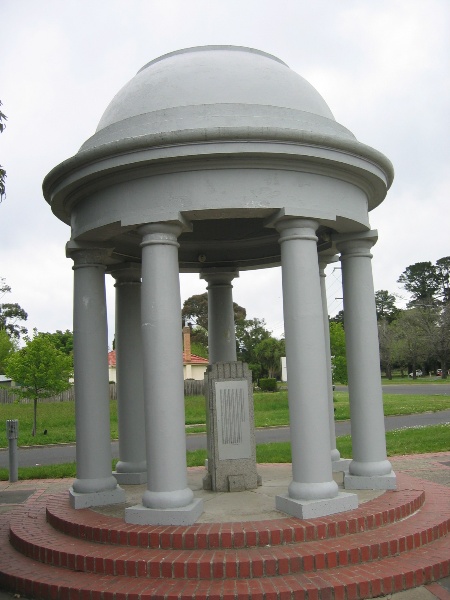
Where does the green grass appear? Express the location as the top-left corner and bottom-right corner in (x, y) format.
(1, 423), (448, 480)
(381, 376), (449, 385)
(1, 390), (450, 448)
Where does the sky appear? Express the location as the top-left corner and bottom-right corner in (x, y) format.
(1, 0), (449, 345)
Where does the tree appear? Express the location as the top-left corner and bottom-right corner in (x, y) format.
(375, 290), (400, 323)
(0, 302), (28, 339)
(42, 329), (74, 357)
(235, 317), (271, 365)
(0, 101), (6, 201)
(329, 321), (348, 384)
(182, 293), (209, 329)
(0, 329), (15, 373)
(182, 292), (246, 330)
(330, 310), (344, 326)
(397, 262), (440, 307)
(411, 303), (450, 380)
(0, 277), (28, 339)
(4, 331), (73, 436)
(391, 309), (429, 378)
(378, 318), (396, 379)
(436, 256), (450, 304)
(253, 337), (285, 379)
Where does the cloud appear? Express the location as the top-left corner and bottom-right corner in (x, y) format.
(1, 0), (449, 345)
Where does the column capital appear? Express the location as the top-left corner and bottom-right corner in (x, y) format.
(138, 221), (185, 249)
(66, 241), (113, 268)
(108, 262), (142, 285)
(200, 268), (239, 286)
(273, 217), (319, 244)
(334, 230), (378, 257)
(318, 253), (339, 274)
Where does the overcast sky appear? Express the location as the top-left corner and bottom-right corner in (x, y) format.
(1, 0), (449, 345)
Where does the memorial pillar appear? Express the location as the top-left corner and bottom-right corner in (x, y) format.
(201, 269), (238, 363)
(109, 263), (146, 484)
(318, 255), (344, 468)
(125, 222), (203, 525)
(274, 218), (357, 518)
(336, 231), (396, 490)
(67, 243), (125, 508)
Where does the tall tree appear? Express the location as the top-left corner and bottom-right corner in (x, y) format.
(4, 330), (73, 435)
(375, 290), (400, 323)
(0, 303), (28, 339)
(397, 262), (440, 307)
(182, 292), (246, 330)
(0, 277), (28, 339)
(436, 256), (450, 304)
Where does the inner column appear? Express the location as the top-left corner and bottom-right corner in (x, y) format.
(318, 255), (346, 471)
(125, 222), (203, 525)
(109, 263), (147, 485)
(274, 218), (357, 519)
(201, 269), (238, 364)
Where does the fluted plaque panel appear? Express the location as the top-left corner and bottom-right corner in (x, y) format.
(216, 381), (251, 460)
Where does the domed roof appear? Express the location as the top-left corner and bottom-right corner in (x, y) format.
(80, 45), (355, 152)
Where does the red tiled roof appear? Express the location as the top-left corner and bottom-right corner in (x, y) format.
(108, 350), (116, 367)
(183, 352), (209, 365)
(108, 349), (208, 367)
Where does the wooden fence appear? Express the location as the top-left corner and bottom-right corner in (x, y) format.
(0, 380), (204, 404)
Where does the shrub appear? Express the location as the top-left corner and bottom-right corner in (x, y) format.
(259, 378), (277, 392)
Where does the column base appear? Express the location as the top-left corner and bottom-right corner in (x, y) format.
(69, 486), (126, 509)
(125, 497), (204, 526)
(113, 470), (147, 485)
(276, 491), (358, 519)
(344, 471), (397, 490)
(332, 458), (352, 473)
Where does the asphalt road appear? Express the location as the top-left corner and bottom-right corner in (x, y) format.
(1, 405), (449, 469)
(337, 383), (450, 395)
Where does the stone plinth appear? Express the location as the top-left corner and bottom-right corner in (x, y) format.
(203, 362), (260, 492)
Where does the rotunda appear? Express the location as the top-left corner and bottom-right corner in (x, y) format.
(44, 46), (395, 524)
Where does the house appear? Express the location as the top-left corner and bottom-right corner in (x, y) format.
(108, 351), (117, 383)
(183, 326), (208, 380)
(107, 328), (208, 383)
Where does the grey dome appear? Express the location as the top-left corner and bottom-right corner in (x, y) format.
(80, 46), (355, 152)
(44, 45), (393, 272)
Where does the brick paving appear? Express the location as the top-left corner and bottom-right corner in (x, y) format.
(0, 454), (449, 599)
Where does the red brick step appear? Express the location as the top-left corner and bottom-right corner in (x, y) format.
(0, 474), (449, 600)
(7, 485), (450, 580)
(45, 481), (425, 550)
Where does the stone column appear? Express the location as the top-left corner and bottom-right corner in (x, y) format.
(109, 263), (147, 484)
(336, 231), (396, 490)
(318, 255), (345, 469)
(201, 269), (238, 363)
(274, 219), (357, 519)
(125, 223), (203, 525)
(67, 244), (125, 509)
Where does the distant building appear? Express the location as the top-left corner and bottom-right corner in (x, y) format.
(182, 326), (208, 380)
(107, 327), (208, 384)
(0, 374), (13, 387)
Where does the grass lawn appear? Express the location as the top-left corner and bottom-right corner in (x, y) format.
(1, 423), (448, 480)
(1, 389), (450, 448)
